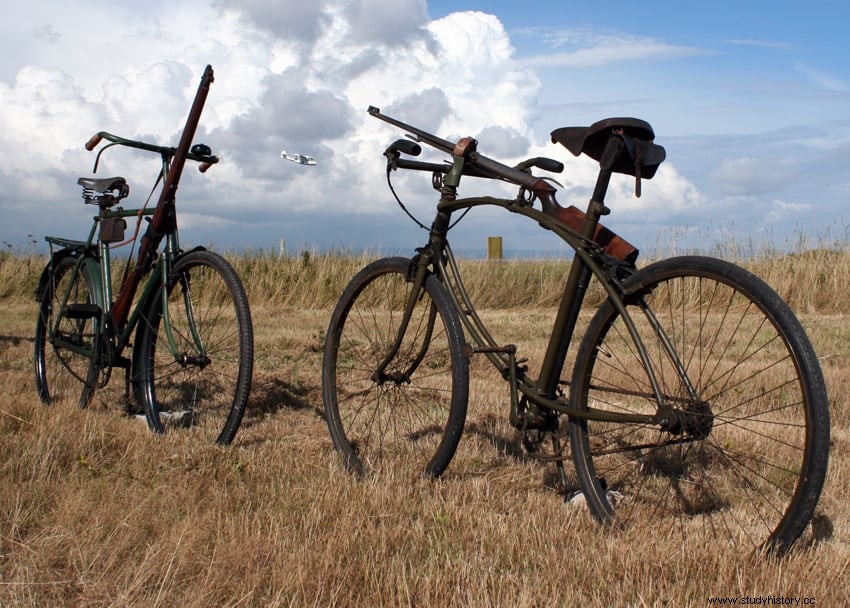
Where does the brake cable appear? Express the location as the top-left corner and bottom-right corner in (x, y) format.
(386, 167), (471, 231)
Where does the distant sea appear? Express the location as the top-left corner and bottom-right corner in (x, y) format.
(375, 247), (573, 260)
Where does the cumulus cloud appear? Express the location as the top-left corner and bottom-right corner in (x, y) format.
(387, 88), (451, 132)
(475, 126), (530, 157)
(213, 0), (330, 43)
(711, 157), (798, 198)
(1, 0), (844, 255)
(343, 0), (430, 46)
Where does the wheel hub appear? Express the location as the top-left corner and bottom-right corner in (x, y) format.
(659, 400), (714, 440)
(178, 353), (212, 369)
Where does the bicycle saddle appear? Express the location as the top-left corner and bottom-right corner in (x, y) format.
(77, 176), (129, 207)
(551, 117), (666, 179)
(77, 176), (128, 195)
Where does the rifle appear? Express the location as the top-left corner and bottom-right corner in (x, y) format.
(367, 105), (554, 193)
(367, 105), (637, 263)
(110, 65), (215, 330)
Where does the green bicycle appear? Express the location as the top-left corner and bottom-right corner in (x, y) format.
(34, 65), (253, 444)
(322, 106), (830, 555)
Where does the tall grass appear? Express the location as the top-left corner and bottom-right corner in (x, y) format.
(7, 241), (850, 314)
(2, 242), (849, 606)
(230, 242), (850, 314)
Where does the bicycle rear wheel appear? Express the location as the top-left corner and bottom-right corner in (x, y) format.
(322, 257), (469, 478)
(569, 256), (829, 555)
(34, 254), (99, 408)
(135, 250), (253, 444)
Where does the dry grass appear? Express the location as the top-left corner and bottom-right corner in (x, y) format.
(1, 249), (850, 606)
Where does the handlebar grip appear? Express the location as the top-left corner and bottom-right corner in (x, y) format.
(515, 157), (564, 174)
(534, 157), (564, 174)
(386, 139), (422, 157)
(85, 133), (103, 151)
(197, 155), (219, 173)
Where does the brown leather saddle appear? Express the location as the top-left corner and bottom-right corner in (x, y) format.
(551, 117), (666, 181)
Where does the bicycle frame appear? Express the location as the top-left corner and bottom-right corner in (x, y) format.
(375, 128), (690, 429)
(44, 210), (187, 368)
(392, 205), (663, 427)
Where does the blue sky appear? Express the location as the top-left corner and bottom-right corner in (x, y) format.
(1, 0), (848, 257)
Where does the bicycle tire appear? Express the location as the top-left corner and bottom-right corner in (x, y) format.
(34, 253), (100, 408)
(135, 250), (253, 444)
(322, 257), (469, 478)
(568, 256), (829, 555)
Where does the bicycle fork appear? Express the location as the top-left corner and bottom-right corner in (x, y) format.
(371, 254), (435, 385)
(162, 272), (211, 369)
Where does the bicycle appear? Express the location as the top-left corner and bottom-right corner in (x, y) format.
(34, 65), (254, 445)
(322, 106), (830, 555)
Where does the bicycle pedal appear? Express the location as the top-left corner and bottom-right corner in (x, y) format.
(112, 356), (131, 369)
(63, 303), (101, 319)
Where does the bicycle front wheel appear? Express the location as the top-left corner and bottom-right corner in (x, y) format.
(34, 253), (99, 408)
(135, 250), (253, 444)
(322, 257), (469, 478)
(569, 256), (829, 555)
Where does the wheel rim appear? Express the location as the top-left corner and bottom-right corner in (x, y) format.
(329, 269), (458, 476)
(147, 261), (245, 443)
(36, 261), (97, 406)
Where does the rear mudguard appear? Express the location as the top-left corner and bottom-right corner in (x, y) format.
(35, 247), (103, 309)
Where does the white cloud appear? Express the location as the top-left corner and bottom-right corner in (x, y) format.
(711, 156), (797, 198)
(727, 38), (789, 50)
(763, 199), (812, 224)
(0, 1), (848, 254)
(0, 66), (104, 170)
(794, 63), (850, 92)
(519, 28), (707, 69)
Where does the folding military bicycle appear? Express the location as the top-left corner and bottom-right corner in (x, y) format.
(322, 106), (829, 554)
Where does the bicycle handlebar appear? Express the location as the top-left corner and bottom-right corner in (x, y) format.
(370, 105), (643, 264)
(84, 130), (220, 170)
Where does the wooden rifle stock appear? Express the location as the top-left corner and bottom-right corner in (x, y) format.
(555, 205), (638, 264)
(110, 65), (215, 329)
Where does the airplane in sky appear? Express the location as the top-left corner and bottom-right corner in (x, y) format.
(281, 150), (317, 166)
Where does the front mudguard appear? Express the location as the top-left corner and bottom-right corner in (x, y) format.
(130, 245), (207, 387)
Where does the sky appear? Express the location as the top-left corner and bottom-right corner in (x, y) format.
(1, 0), (849, 257)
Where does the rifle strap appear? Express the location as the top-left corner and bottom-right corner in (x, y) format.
(120, 170), (164, 285)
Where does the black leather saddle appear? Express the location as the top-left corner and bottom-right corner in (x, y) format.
(551, 117), (666, 180)
(77, 176), (129, 207)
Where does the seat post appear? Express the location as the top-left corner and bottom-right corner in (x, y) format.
(537, 135), (627, 399)
(583, 135), (625, 232)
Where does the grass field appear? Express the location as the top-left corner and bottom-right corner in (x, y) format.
(1, 250), (849, 606)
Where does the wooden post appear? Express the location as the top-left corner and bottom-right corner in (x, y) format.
(487, 236), (503, 260)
